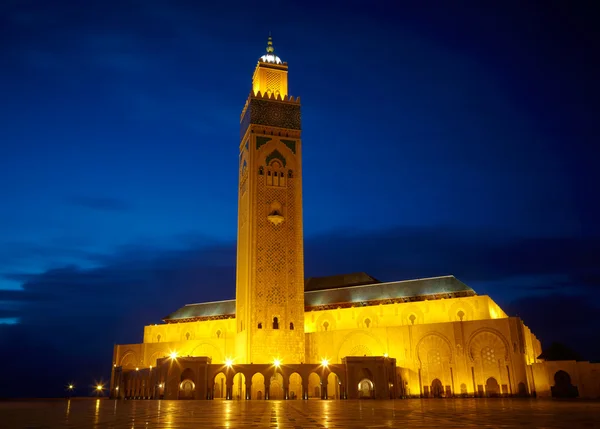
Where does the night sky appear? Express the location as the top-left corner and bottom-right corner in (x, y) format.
(1, 1), (599, 397)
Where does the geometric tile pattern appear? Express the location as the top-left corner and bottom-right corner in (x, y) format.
(250, 99), (301, 130)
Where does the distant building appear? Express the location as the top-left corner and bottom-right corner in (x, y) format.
(110, 37), (600, 400)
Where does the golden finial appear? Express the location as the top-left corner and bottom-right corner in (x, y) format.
(266, 33), (274, 53)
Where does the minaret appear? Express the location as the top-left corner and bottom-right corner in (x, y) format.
(235, 37), (305, 364)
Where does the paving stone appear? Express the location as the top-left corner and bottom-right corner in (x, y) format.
(1, 398), (599, 428)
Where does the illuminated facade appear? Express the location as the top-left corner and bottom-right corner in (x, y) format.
(110, 38), (600, 400)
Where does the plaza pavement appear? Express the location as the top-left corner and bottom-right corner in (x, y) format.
(1, 398), (599, 428)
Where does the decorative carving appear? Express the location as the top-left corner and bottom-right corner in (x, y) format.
(249, 99), (301, 130)
(467, 329), (510, 363)
(256, 136), (272, 150)
(281, 139), (297, 154)
(266, 149), (286, 167)
(267, 201), (284, 225)
(240, 106), (251, 139)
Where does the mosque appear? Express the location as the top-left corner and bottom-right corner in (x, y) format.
(110, 38), (600, 401)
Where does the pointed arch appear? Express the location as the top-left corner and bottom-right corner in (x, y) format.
(120, 351), (138, 369)
(416, 332), (453, 365)
(337, 330), (385, 362)
(189, 342), (224, 363)
(265, 149), (286, 167)
(467, 328), (510, 362)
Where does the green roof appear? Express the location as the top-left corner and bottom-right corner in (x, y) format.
(163, 275), (475, 323)
(305, 272), (381, 291)
(163, 299), (235, 323)
(304, 275), (474, 308)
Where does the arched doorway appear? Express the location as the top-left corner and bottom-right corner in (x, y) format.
(251, 373), (265, 400)
(358, 378), (374, 399)
(327, 372), (340, 399)
(233, 372), (245, 400)
(270, 373), (284, 399)
(485, 377), (500, 397)
(308, 372), (321, 399)
(358, 367), (375, 399)
(431, 379), (444, 398)
(517, 382), (527, 396)
(213, 372), (226, 399)
(552, 370), (578, 398)
(288, 372), (302, 400)
(179, 368), (196, 400)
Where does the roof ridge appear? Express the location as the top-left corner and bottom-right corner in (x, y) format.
(304, 275), (460, 294)
(184, 298), (235, 307)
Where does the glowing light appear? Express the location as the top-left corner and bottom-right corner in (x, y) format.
(159, 383), (164, 388)
(96, 384), (103, 391)
(383, 353), (388, 358)
(116, 386), (119, 390)
(68, 384), (74, 390)
(170, 351), (178, 360)
(260, 54), (282, 64)
(273, 359), (281, 368)
(135, 367), (139, 371)
(490, 307), (498, 319)
(149, 365), (152, 370)
(225, 358), (233, 368)
(321, 358), (329, 367)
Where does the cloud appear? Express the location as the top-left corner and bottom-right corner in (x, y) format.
(67, 196), (131, 212)
(0, 226), (598, 397)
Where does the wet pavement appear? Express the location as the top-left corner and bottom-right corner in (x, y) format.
(1, 398), (599, 428)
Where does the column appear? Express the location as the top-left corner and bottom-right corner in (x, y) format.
(245, 380), (252, 400)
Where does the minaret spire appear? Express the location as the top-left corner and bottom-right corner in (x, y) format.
(266, 33), (274, 54)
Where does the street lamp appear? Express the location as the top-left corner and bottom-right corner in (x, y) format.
(225, 358), (233, 368)
(273, 359), (281, 368)
(321, 358), (329, 367)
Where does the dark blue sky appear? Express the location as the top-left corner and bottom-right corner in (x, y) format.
(0, 1), (598, 397)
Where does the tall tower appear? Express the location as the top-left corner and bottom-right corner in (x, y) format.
(236, 37), (305, 364)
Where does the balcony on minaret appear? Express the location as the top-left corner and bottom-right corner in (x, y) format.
(267, 201), (284, 225)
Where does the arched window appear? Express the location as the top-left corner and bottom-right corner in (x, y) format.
(216, 330), (222, 339)
(322, 321), (329, 331)
(185, 332), (190, 340)
(258, 166), (264, 175)
(288, 170), (293, 178)
(289, 322), (294, 330)
(258, 322), (262, 329)
(364, 318), (371, 328)
(273, 317), (279, 329)
(266, 160), (286, 188)
(157, 334), (161, 343)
